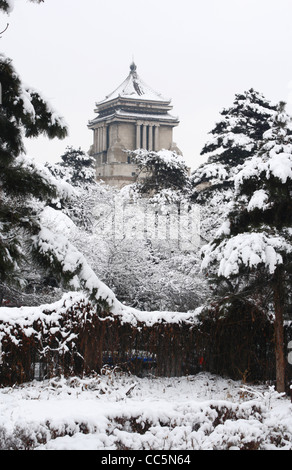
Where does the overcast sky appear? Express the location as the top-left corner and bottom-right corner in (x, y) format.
(2, 0), (292, 171)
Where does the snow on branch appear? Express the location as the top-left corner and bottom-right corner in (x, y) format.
(201, 231), (291, 278)
(34, 206), (201, 327)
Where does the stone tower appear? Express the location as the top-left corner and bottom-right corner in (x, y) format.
(88, 62), (181, 188)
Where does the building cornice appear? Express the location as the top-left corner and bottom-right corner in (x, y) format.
(88, 109), (179, 128)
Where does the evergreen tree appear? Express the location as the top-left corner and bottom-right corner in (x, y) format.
(129, 148), (190, 197)
(191, 89), (277, 198)
(201, 102), (292, 392)
(0, 53), (68, 299)
(58, 146), (96, 187)
(191, 89), (277, 244)
(202, 89), (276, 164)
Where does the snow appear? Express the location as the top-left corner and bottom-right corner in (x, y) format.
(247, 189), (269, 211)
(0, 371), (291, 450)
(0, 289), (201, 346)
(39, 206), (76, 237)
(35, 217), (119, 305)
(268, 152), (292, 183)
(17, 154), (75, 201)
(33, 202), (203, 326)
(132, 148), (187, 171)
(215, 220), (231, 237)
(221, 132), (253, 150)
(235, 147), (292, 190)
(115, 109), (178, 122)
(0, 292), (82, 343)
(191, 162), (228, 185)
(24, 85), (68, 129)
(18, 88), (35, 118)
(201, 231), (291, 278)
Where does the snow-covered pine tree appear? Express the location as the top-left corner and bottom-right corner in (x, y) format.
(58, 146), (96, 187)
(191, 89), (277, 243)
(191, 89), (277, 196)
(201, 101), (292, 392)
(0, 54), (68, 301)
(203, 89), (276, 163)
(129, 149), (190, 197)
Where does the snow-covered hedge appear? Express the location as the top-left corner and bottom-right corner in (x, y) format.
(0, 372), (291, 450)
(0, 293), (106, 384)
(0, 292), (202, 385)
(1, 289), (288, 385)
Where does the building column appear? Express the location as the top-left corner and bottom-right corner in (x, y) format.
(100, 127), (103, 153)
(148, 124), (153, 151)
(154, 125), (159, 151)
(97, 125), (104, 153)
(136, 122), (141, 149)
(142, 124), (147, 149)
(94, 128), (98, 154)
(96, 127), (100, 153)
(102, 125), (107, 151)
(96, 127), (100, 154)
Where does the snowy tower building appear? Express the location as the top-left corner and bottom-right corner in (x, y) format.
(88, 62), (181, 188)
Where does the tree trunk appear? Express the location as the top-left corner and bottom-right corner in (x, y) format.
(273, 268), (286, 393)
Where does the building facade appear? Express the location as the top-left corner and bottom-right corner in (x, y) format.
(88, 63), (181, 187)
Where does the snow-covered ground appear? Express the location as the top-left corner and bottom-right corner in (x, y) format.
(0, 370), (291, 450)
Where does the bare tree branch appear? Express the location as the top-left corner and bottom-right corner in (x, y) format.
(0, 23), (9, 37)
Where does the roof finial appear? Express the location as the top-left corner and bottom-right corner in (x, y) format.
(130, 60), (137, 74)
